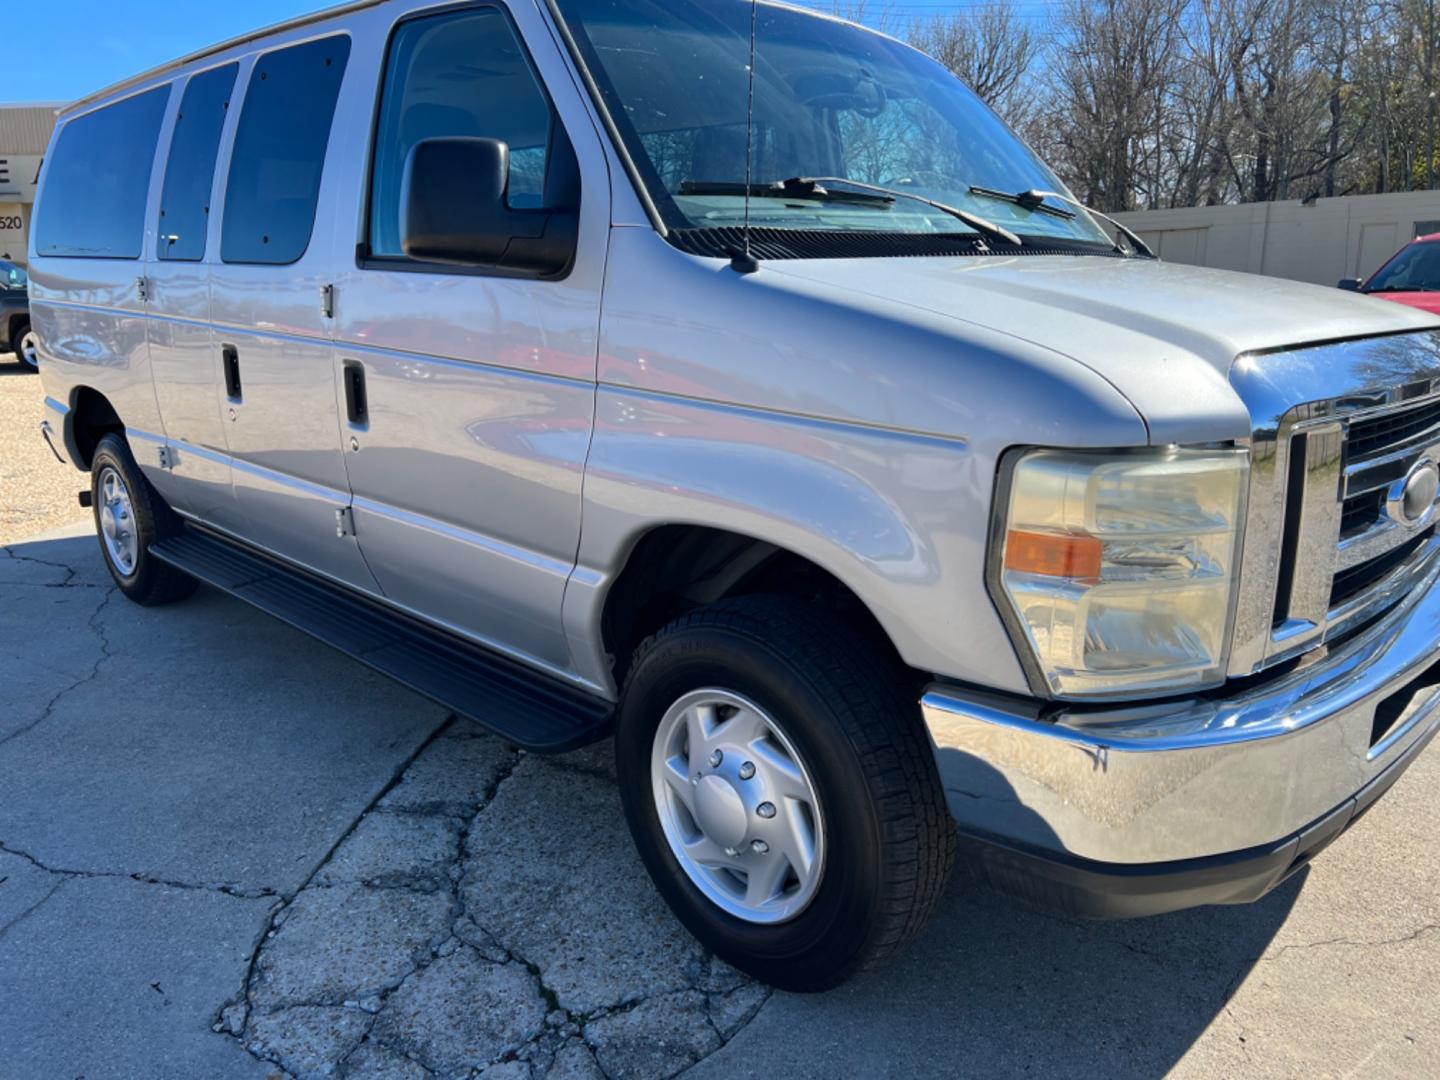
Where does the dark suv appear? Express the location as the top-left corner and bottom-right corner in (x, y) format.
(1, 259), (36, 371)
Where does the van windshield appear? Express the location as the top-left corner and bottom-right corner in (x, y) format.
(552, 0), (1111, 247)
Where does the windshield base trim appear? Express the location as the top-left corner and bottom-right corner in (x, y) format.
(667, 226), (1129, 262)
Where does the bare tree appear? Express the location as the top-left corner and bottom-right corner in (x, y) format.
(833, 0), (1440, 207)
(1041, 0), (1189, 210)
(905, 1), (1042, 124)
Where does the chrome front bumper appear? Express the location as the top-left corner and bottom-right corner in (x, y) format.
(923, 550), (1440, 869)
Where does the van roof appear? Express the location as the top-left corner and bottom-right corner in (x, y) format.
(63, 0), (901, 119)
(62, 0), (380, 117)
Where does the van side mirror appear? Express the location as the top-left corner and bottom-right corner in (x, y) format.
(1337, 277), (1362, 291)
(400, 137), (577, 276)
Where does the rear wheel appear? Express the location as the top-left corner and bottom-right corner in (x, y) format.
(615, 595), (955, 991)
(90, 433), (197, 605)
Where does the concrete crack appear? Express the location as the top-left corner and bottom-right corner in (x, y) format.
(222, 731), (774, 1080)
(0, 840), (278, 897)
(217, 714), (459, 1043)
(0, 584), (117, 750)
(1256, 924), (1440, 963)
(0, 878), (65, 943)
(0, 545), (83, 587)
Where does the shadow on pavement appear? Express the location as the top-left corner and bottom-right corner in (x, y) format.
(674, 718), (1303, 1076)
(688, 762), (1303, 1078)
(689, 863), (1301, 1077)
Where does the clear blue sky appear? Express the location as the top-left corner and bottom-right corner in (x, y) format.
(5, 0), (1056, 104)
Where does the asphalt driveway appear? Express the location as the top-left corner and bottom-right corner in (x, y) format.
(2, 365), (1439, 1079)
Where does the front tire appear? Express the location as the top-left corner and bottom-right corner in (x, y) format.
(90, 433), (197, 605)
(616, 595), (955, 991)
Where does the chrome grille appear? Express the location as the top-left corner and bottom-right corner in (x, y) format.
(1347, 399), (1440, 458)
(1228, 330), (1440, 678)
(1331, 529), (1433, 607)
(1340, 489), (1383, 537)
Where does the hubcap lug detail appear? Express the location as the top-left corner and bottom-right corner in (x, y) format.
(653, 690), (825, 925)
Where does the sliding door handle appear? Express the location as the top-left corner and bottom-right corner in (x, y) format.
(343, 360), (368, 425)
(222, 344), (242, 401)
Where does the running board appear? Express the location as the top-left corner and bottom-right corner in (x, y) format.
(149, 527), (613, 753)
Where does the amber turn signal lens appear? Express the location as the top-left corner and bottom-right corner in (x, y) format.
(1003, 529), (1102, 579)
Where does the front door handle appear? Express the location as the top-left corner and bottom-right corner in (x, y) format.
(222, 344), (242, 401)
(343, 360), (367, 425)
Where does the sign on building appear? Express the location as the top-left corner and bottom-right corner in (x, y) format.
(0, 155), (42, 201)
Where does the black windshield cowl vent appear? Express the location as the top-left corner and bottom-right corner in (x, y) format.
(669, 227), (1129, 262)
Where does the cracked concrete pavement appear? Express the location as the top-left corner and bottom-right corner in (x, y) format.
(3, 514), (1440, 1076)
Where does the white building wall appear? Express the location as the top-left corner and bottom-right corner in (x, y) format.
(1112, 191), (1440, 287)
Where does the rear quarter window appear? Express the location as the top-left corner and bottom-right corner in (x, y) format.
(221, 36), (351, 265)
(158, 63), (239, 262)
(34, 87), (170, 259)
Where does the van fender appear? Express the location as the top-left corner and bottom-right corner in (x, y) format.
(563, 386), (1032, 697)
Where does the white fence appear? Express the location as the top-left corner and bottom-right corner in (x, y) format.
(1112, 191), (1440, 287)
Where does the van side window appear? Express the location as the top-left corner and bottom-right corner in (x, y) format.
(221, 37), (351, 265)
(34, 87), (170, 259)
(367, 8), (553, 259)
(158, 64), (239, 262)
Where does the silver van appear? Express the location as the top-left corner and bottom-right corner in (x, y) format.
(29, 0), (1440, 990)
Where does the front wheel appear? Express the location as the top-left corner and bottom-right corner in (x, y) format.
(616, 595), (955, 991)
(90, 433), (197, 605)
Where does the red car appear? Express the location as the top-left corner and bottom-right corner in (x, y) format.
(1341, 232), (1440, 315)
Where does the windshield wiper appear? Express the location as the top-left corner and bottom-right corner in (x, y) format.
(677, 176), (1022, 250)
(793, 176), (1021, 247)
(968, 187), (1155, 258)
(1367, 284), (1434, 293)
(968, 186), (1075, 220)
(679, 178), (896, 206)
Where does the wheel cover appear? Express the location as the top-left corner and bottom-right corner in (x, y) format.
(651, 688), (826, 924)
(97, 465), (139, 576)
(19, 331), (39, 368)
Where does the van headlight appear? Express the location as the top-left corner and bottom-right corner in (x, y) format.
(990, 447), (1248, 698)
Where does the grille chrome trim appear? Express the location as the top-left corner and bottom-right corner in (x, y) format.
(1283, 422), (1343, 635)
(1229, 330), (1440, 677)
(1337, 513), (1437, 572)
(1342, 424), (1440, 500)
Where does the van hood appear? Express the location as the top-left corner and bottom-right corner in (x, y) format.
(767, 254), (1440, 444)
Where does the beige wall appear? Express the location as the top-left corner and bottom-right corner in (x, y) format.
(0, 201), (30, 264)
(1113, 191), (1440, 287)
(0, 104), (61, 267)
